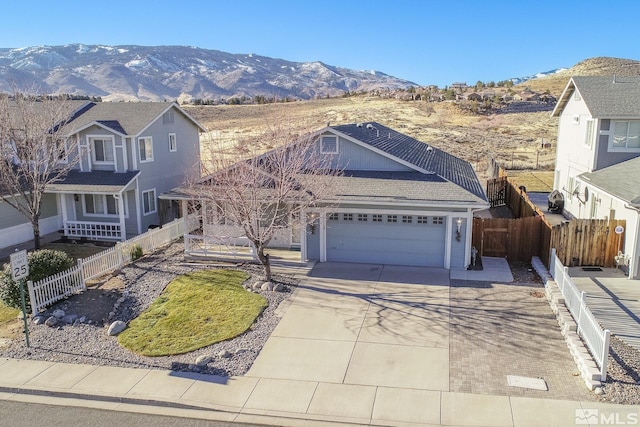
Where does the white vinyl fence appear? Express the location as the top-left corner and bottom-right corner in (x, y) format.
(184, 234), (256, 261)
(27, 215), (199, 313)
(550, 250), (611, 380)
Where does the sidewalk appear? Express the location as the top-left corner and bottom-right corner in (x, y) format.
(1, 357), (637, 426)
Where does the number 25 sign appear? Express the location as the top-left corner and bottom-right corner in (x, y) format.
(10, 250), (29, 281)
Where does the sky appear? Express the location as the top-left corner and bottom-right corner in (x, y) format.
(2, 0), (640, 87)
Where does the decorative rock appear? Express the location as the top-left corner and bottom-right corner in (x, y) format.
(32, 315), (46, 325)
(594, 387), (604, 395)
(195, 355), (211, 366)
(234, 348), (249, 355)
(78, 316), (87, 323)
(261, 282), (274, 291)
(61, 314), (78, 324)
(217, 350), (232, 358)
(52, 309), (65, 319)
(108, 311), (115, 319)
(117, 297), (125, 304)
(107, 320), (127, 336)
(252, 282), (262, 291)
(44, 316), (58, 327)
(273, 283), (285, 292)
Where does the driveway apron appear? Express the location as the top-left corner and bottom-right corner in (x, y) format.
(246, 262), (451, 392)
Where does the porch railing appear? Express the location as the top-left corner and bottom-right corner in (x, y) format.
(64, 221), (124, 240)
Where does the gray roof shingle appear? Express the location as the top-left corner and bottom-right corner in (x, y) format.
(46, 170), (140, 193)
(61, 102), (205, 136)
(553, 76), (640, 118)
(331, 122), (487, 201)
(579, 156), (640, 206)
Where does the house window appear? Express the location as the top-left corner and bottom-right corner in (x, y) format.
(163, 111), (175, 124)
(417, 216), (428, 224)
(83, 194), (124, 217)
(402, 215), (412, 223)
(142, 189), (157, 215)
(90, 137), (115, 164)
(168, 133), (177, 152)
(139, 137), (154, 162)
(584, 120), (594, 149)
(343, 213), (353, 221)
(611, 121), (640, 151)
(432, 217), (444, 225)
(387, 215), (397, 223)
(358, 214), (368, 222)
(321, 136), (338, 154)
(329, 213), (339, 221)
(372, 214), (382, 222)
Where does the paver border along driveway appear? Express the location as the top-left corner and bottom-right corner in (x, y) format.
(246, 262), (451, 392)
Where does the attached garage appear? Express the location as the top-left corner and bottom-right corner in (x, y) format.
(325, 212), (447, 267)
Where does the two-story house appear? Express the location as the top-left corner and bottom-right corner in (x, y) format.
(552, 76), (640, 278)
(0, 101), (205, 250)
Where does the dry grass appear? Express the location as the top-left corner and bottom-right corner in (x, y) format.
(507, 170), (555, 192)
(185, 97), (558, 177)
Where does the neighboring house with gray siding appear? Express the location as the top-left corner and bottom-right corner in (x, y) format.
(552, 76), (640, 278)
(0, 101), (205, 251)
(182, 122), (489, 269)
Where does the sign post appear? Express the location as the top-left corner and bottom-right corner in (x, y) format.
(10, 250), (30, 348)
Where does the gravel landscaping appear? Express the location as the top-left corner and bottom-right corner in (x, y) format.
(0, 242), (295, 377)
(598, 335), (640, 405)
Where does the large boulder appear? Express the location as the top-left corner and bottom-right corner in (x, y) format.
(107, 320), (127, 336)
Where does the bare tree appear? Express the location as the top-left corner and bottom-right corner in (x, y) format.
(191, 116), (342, 281)
(0, 90), (80, 249)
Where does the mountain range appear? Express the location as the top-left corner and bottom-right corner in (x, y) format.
(0, 44), (417, 102)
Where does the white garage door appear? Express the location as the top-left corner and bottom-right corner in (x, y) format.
(326, 213), (446, 267)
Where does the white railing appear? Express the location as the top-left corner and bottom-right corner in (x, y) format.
(64, 221), (123, 240)
(27, 260), (85, 313)
(28, 215), (198, 312)
(550, 250), (611, 380)
(184, 234), (256, 260)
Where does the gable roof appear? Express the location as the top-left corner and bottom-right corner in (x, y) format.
(578, 156), (640, 206)
(46, 170), (140, 193)
(552, 76), (640, 118)
(329, 122), (486, 201)
(61, 101), (206, 136)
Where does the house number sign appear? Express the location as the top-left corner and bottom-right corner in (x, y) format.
(614, 225), (624, 234)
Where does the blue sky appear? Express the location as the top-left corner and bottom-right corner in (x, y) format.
(3, 0), (639, 87)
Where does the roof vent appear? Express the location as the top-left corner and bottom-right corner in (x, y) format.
(366, 123), (374, 129)
(427, 146), (433, 152)
(356, 123), (363, 127)
(388, 132), (391, 139)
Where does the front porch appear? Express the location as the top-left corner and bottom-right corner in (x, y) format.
(184, 233), (303, 264)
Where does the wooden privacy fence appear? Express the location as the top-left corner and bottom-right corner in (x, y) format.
(472, 216), (550, 262)
(550, 219), (626, 268)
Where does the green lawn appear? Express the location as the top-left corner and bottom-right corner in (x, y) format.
(118, 269), (267, 356)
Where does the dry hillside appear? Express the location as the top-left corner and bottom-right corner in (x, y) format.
(519, 57), (640, 95)
(185, 97), (558, 179)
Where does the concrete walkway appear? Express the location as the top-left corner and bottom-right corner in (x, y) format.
(0, 261), (638, 425)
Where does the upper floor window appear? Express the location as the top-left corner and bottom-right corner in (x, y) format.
(90, 136), (115, 165)
(321, 136), (338, 154)
(168, 133), (177, 152)
(584, 120), (594, 149)
(139, 136), (154, 162)
(611, 121), (640, 151)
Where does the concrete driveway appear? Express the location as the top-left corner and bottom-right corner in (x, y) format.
(246, 262), (451, 391)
